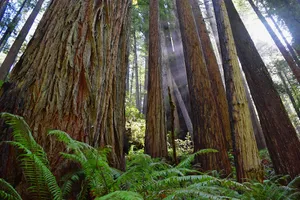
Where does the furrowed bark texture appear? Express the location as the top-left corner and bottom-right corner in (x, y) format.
(145, 0), (167, 158)
(225, 0), (300, 178)
(190, 0), (232, 150)
(0, 0), (131, 180)
(176, 0), (231, 176)
(213, 0), (263, 182)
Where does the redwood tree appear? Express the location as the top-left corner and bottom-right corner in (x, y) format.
(0, 0), (131, 183)
(144, 0), (167, 158)
(248, 0), (300, 83)
(176, 0), (231, 176)
(213, 0), (263, 182)
(190, 0), (232, 150)
(225, 0), (300, 178)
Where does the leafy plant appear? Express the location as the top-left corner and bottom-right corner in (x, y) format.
(0, 178), (22, 200)
(242, 176), (300, 200)
(0, 112), (62, 200)
(1, 112), (299, 200)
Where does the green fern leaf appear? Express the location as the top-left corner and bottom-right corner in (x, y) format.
(0, 178), (22, 200)
(95, 191), (144, 200)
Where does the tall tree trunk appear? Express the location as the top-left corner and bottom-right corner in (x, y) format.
(133, 29), (141, 111)
(0, 0), (131, 185)
(168, 86), (178, 165)
(278, 72), (300, 119)
(170, 2), (192, 137)
(213, 0), (263, 182)
(0, 0), (28, 52)
(142, 31), (149, 115)
(190, 0), (232, 150)
(266, 9), (300, 67)
(171, 73), (193, 135)
(0, 0), (8, 23)
(225, 0), (300, 178)
(204, 0), (221, 52)
(0, 0), (45, 81)
(126, 62), (130, 92)
(248, 0), (300, 83)
(176, 0), (231, 176)
(243, 74), (266, 150)
(145, 0), (167, 158)
(162, 19), (192, 135)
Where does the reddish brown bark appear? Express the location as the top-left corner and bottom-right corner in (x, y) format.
(190, 0), (232, 150)
(213, 0), (263, 182)
(225, 0), (300, 178)
(145, 0), (167, 158)
(0, 0), (131, 184)
(176, 0), (231, 176)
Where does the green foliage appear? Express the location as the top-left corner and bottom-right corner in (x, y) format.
(125, 102), (145, 150)
(0, 178), (22, 200)
(174, 132), (193, 156)
(0, 112), (62, 200)
(1, 113), (299, 200)
(0, 80), (3, 88)
(95, 191), (143, 200)
(242, 176), (300, 200)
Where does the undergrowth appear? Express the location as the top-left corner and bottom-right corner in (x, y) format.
(0, 112), (299, 200)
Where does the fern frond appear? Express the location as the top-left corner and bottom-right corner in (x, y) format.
(1, 112), (49, 166)
(95, 191), (144, 200)
(48, 130), (92, 151)
(176, 149), (218, 169)
(164, 188), (238, 200)
(0, 178), (22, 200)
(60, 170), (84, 198)
(150, 175), (217, 190)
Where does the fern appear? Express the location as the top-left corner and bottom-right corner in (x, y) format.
(49, 129), (120, 197)
(95, 191), (144, 200)
(176, 149), (218, 169)
(1, 113), (62, 200)
(0, 178), (22, 200)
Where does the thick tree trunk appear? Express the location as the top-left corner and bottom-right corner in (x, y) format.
(248, 0), (300, 83)
(190, 0), (232, 150)
(169, 2), (192, 137)
(0, 0), (8, 23)
(225, 0), (300, 178)
(145, 0), (167, 158)
(278, 72), (300, 119)
(176, 0), (231, 176)
(0, 0), (131, 183)
(0, 0), (45, 81)
(0, 0), (28, 52)
(133, 29), (141, 111)
(213, 0), (263, 182)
